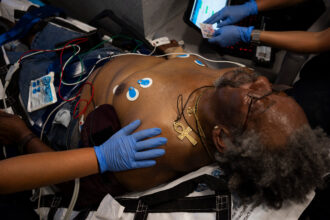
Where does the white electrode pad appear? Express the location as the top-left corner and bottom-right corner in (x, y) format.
(27, 72), (57, 112)
(126, 86), (139, 101)
(194, 59), (205, 66)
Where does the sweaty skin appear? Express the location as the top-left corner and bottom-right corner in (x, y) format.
(79, 55), (234, 191)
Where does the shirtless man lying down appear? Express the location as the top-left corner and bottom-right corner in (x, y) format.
(78, 45), (330, 208)
(1, 45), (329, 209)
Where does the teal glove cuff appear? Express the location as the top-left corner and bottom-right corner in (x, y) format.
(240, 26), (254, 43)
(247, 0), (258, 15)
(94, 146), (108, 173)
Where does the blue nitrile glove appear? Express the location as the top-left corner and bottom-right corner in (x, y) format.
(204, 0), (258, 27)
(94, 120), (167, 173)
(208, 25), (254, 47)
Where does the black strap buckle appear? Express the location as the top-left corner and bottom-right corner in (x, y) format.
(50, 196), (62, 208)
(134, 200), (148, 220)
(216, 194), (230, 212)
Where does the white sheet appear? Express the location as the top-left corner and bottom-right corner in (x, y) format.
(0, 0), (37, 23)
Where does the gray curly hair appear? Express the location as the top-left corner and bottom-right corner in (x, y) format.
(215, 126), (330, 209)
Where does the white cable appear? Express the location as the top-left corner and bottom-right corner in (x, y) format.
(61, 49), (245, 87)
(19, 44), (244, 87)
(40, 101), (67, 139)
(61, 45), (81, 77)
(1, 46), (10, 65)
(2, 81), (9, 111)
(20, 43), (243, 88)
(60, 55), (113, 86)
(155, 52), (246, 67)
(59, 53), (141, 86)
(89, 51), (245, 67)
(64, 178), (80, 220)
(60, 45), (83, 86)
(37, 100), (68, 220)
(19, 45), (78, 63)
(38, 188), (43, 220)
(21, 45), (81, 87)
(20, 51), (46, 62)
(148, 46), (157, 56)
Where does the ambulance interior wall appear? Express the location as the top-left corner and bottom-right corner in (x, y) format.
(46, 0), (188, 39)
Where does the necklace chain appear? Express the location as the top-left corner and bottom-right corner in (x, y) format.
(192, 91), (214, 160)
(175, 85), (214, 160)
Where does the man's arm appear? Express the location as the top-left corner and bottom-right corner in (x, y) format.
(258, 28), (330, 53)
(25, 134), (53, 153)
(0, 111), (54, 153)
(157, 40), (185, 59)
(0, 147), (98, 194)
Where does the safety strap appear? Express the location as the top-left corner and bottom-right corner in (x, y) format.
(32, 194), (91, 220)
(118, 193), (230, 220)
(33, 174), (231, 220)
(0, 5), (64, 46)
(117, 174), (231, 220)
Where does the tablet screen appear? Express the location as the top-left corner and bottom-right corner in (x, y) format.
(189, 0), (229, 29)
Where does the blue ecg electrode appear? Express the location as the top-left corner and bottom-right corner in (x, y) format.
(137, 78), (153, 88)
(176, 54), (190, 58)
(194, 59), (205, 66)
(126, 86), (139, 101)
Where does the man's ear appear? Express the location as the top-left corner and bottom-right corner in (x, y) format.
(212, 125), (230, 153)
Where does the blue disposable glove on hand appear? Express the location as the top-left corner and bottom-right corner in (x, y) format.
(204, 0), (258, 27)
(94, 119), (167, 173)
(208, 25), (254, 47)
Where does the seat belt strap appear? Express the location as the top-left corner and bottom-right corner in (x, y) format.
(133, 200), (148, 220)
(116, 174), (231, 220)
(215, 191), (231, 220)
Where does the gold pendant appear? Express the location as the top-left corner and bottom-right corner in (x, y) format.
(173, 121), (198, 146)
(187, 107), (194, 116)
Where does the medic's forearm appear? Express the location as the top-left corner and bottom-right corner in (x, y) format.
(0, 148), (99, 194)
(256, 0), (307, 12)
(258, 28), (330, 53)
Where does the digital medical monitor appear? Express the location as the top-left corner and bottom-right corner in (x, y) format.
(188, 0), (229, 29)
